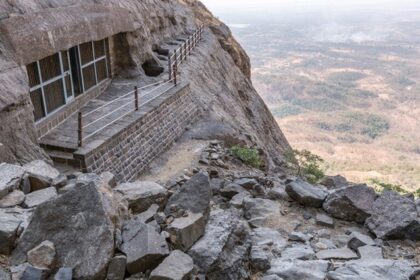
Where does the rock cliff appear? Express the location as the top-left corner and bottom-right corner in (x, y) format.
(0, 0), (291, 168)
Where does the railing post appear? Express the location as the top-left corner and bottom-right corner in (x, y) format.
(78, 111), (83, 147)
(168, 52), (172, 80)
(134, 86), (139, 111)
(184, 43), (187, 60)
(173, 63), (178, 86)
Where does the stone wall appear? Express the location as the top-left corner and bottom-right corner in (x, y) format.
(74, 82), (199, 183)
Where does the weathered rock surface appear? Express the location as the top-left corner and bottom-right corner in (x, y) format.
(0, 163), (24, 199)
(267, 183), (292, 201)
(267, 260), (330, 280)
(365, 191), (420, 240)
(21, 265), (48, 280)
(121, 220), (169, 274)
(22, 161), (60, 191)
(115, 181), (167, 214)
(167, 212), (207, 251)
(357, 245), (383, 259)
(280, 244), (315, 260)
(106, 255), (126, 280)
(288, 232), (312, 243)
(0, 266), (10, 280)
(323, 184), (377, 223)
(220, 183), (246, 199)
(316, 213), (334, 228)
(165, 172), (211, 216)
(326, 259), (416, 280)
(11, 183), (116, 279)
(316, 248), (358, 260)
(320, 175), (349, 189)
(230, 191), (252, 209)
(0, 209), (25, 255)
(27, 240), (56, 269)
(22, 187), (57, 208)
(347, 232), (375, 251)
(243, 197), (281, 228)
(0, 190), (25, 208)
(150, 250), (194, 280)
(54, 268), (72, 280)
(286, 179), (327, 208)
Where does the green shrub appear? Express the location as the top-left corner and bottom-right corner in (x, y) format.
(369, 179), (419, 197)
(362, 115), (390, 139)
(285, 149), (325, 184)
(230, 145), (263, 169)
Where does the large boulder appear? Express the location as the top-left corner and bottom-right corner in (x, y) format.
(165, 172), (211, 216)
(323, 184), (377, 223)
(22, 160), (60, 191)
(115, 181), (167, 214)
(243, 197), (281, 228)
(0, 163), (25, 199)
(11, 183), (117, 279)
(326, 259), (416, 280)
(188, 209), (251, 279)
(365, 191), (420, 240)
(166, 212), (207, 251)
(149, 250), (194, 280)
(267, 260), (330, 280)
(120, 220), (169, 275)
(286, 179), (328, 208)
(0, 190), (25, 208)
(0, 207), (32, 255)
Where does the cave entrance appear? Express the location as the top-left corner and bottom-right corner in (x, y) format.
(142, 58), (164, 77)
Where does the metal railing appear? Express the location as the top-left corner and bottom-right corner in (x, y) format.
(77, 25), (204, 147)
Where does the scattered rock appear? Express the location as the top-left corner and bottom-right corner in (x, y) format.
(243, 197), (281, 228)
(27, 240), (56, 270)
(121, 221), (169, 274)
(115, 181), (167, 214)
(220, 183), (246, 199)
(357, 245), (383, 259)
(230, 191), (251, 209)
(320, 175), (349, 189)
(326, 259), (416, 280)
(233, 178), (258, 190)
(280, 244), (315, 260)
(323, 184), (377, 223)
(261, 275), (284, 280)
(347, 232), (375, 251)
(288, 232), (312, 243)
(0, 163), (25, 199)
(0, 210), (23, 255)
(164, 172), (211, 216)
(53, 268), (72, 280)
(22, 187), (57, 208)
(250, 245), (271, 271)
(316, 213), (334, 228)
(312, 238), (337, 252)
(135, 204), (159, 224)
(150, 250), (194, 280)
(11, 183), (117, 279)
(0, 266), (10, 280)
(22, 161), (60, 191)
(286, 179), (327, 208)
(106, 255), (126, 280)
(267, 183), (292, 201)
(166, 212), (207, 251)
(316, 247), (358, 260)
(0, 190), (25, 208)
(21, 265), (48, 280)
(267, 260), (330, 280)
(365, 191), (420, 241)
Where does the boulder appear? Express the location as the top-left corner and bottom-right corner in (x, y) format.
(166, 212), (207, 251)
(315, 213), (334, 228)
(0, 163), (25, 199)
(267, 183), (292, 201)
(288, 232), (312, 243)
(0, 190), (25, 208)
(165, 172), (211, 216)
(22, 187), (57, 208)
(357, 245), (383, 259)
(267, 260), (330, 280)
(115, 181), (167, 214)
(121, 221), (169, 274)
(365, 191), (420, 241)
(22, 161), (60, 191)
(54, 268), (72, 280)
(251, 227), (288, 261)
(27, 240), (56, 269)
(233, 178), (258, 190)
(0, 209), (26, 255)
(0, 266), (10, 280)
(135, 204), (159, 224)
(150, 250), (194, 280)
(280, 244), (315, 260)
(21, 265), (48, 280)
(286, 179), (327, 208)
(230, 191), (251, 209)
(347, 232), (375, 251)
(326, 259), (416, 280)
(250, 246), (271, 271)
(220, 183), (246, 199)
(106, 255), (127, 280)
(243, 197), (281, 228)
(320, 175), (349, 189)
(323, 184), (377, 223)
(11, 183), (116, 280)
(316, 248), (358, 260)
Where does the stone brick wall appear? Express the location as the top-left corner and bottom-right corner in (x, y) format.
(74, 82), (199, 183)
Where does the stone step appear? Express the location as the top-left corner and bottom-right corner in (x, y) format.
(45, 149), (82, 170)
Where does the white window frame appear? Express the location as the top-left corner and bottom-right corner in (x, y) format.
(78, 40), (108, 93)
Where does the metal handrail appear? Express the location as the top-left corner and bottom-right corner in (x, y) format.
(77, 25), (204, 147)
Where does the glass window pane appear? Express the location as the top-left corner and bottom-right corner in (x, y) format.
(65, 76), (73, 98)
(94, 40), (105, 58)
(79, 42), (93, 65)
(39, 53), (61, 81)
(43, 79), (65, 113)
(96, 59), (108, 82)
(30, 89), (45, 121)
(82, 64), (96, 91)
(27, 62), (40, 88)
(61, 51), (69, 71)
